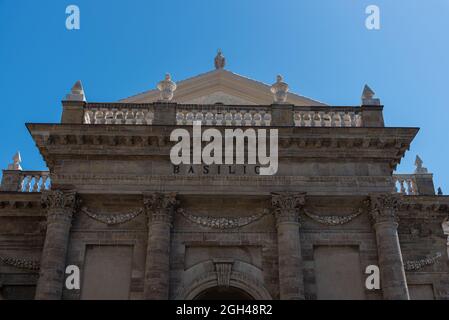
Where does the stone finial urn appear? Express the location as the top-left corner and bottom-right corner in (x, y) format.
(414, 155), (428, 174)
(361, 84), (380, 105)
(65, 80), (86, 102)
(7, 152), (22, 170)
(157, 73), (177, 101)
(270, 75), (289, 103)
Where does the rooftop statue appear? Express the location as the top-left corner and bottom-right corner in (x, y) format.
(214, 49), (226, 69)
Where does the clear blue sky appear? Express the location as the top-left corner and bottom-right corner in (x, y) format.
(0, 0), (448, 192)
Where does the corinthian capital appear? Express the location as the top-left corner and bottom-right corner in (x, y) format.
(271, 192), (306, 225)
(143, 192), (178, 225)
(41, 190), (77, 210)
(41, 190), (78, 222)
(369, 194), (401, 225)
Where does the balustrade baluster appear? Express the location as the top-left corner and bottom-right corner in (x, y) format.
(243, 112), (252, 126)
(399, 180), (406, 194)
(32, 176), (40, 192)
(41, 175), (49, 191)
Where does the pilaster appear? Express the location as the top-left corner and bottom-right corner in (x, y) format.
(370, 193), (410, 300)
(271, 192), (306, 300)
(35, 190), (77, 300)
(143, 192), (178, 299)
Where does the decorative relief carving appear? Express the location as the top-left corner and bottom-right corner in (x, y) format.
(81, 207), (143, 225)
(41, 190), (77, 211)
(303, 200), (369, 226)
(271, 192), (306, 224)
(214, 260), (233, 287)
(369, 194), (401, 225)
(178, 208), (268, 230)
(143, 192), (178, 225)
(41, 190), (78, 222)
(40, 132), (406, 153)
(303, 209), (362, 226)
(404, 252), (442, 271)
(53, 173), (393, 185)
(0, 256), (40, 271)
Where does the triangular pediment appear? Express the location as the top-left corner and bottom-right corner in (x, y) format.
(120, 69), (327, 106)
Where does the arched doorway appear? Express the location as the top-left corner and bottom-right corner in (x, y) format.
(177, 260), (272, 300)
(194, 286), (254, 300)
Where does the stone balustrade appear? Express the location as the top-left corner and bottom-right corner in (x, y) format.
(0, 171), (436, 197)
(293, 107), (363, 127)
(176, 105), (272, 126)
(0, 171), (52, 193)
(19, 171), (51, 192)
(83, 103), (154, 125)
(77, 103), (373, 128)
(392, 174), (418, 195)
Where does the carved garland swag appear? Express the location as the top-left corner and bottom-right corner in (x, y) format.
(303, 208), (364, 226)
(403, 252), (442, 271)
(0, 257), (40, 271)
(81, 207), (144, 225)
(178, 208), (269, 230)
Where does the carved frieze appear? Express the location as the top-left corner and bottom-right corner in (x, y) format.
(404, 252), (442, 271)
(303, 209), (362, 226)
(81, 207), (143, 225)
(271, 192), (306, 224)
(40, 132), (409, 152)
(303, 200), (369, 226)
(0, 256), (40, 271)
(178, 208), (268, 230)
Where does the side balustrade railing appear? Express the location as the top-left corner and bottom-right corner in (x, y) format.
(4, 103), (423, 194)
(392, 174), (418, 195)
(0, 171), (424, 195)
(20, 171), (51, 192)
(0, 170), (51, 193)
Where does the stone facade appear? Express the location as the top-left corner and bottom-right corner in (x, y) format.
(0, 62), (448, 300)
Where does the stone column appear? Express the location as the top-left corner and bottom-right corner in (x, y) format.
(143, 192), (178, 300)
(370, 194), (410, 300)
(35, 190), (77, 300)
(271, 192), (306, 300)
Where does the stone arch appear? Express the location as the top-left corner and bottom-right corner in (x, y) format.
(175, 260), (272, 300)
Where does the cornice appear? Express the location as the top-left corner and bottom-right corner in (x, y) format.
(51, 173), (393, 189)
(26, 125), (416, 171)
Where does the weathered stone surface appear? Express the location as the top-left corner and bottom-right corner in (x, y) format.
(142, 193), (177, 299)
(272, 192), (306, 300)
(370, 194), (410, 300)
(35, 190), (78, 300)
(1, 65), (448, 300)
